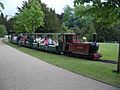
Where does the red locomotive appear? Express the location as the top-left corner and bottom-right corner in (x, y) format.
(59, 33), (101, 60)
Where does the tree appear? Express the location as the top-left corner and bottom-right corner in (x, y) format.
(74, 4), (116, 41)
(15, 1), (61, 33)
(62, 5), (80, 33)
(56, 13), (64, 23)
(0, 25), (7, 37)
(62, 5), (96, 39)
(0, 2), (4, 13)
(87, 22), (95, 41)
(74, 0), (120, 25)
(62, 5), (75, 29)
(74, 4), (95, 40)
(14, 0), (44, 33)
(0, 13), (9, 32)
(0, 13), (16, 34)
(35, 3), (62, 33)
(0, 3), (7, 36)
(112, 22), (120, 41)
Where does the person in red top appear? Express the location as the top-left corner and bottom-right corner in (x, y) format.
(44, 36), (48, 45)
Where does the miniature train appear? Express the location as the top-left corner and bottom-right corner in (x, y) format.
(9, 33), (101, 60)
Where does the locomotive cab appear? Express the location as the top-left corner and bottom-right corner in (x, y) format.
(65, 34), (75, 51)
(62, 34), (79, 52)
(62, 33), (101, 60)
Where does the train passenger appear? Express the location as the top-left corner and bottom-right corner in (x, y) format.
(53, 40), (58, 46)
(22, 35), (27, 44)
(20, 34), (23, 42)
(17, 34), (21, 45)
(12, 36), (17, 41)
(48, 37), (53, 45)
(35, 37), (41, 44)
(44, 36), (48, 45)
(83, 37), (87, 42)
(39, 38), (45, 44)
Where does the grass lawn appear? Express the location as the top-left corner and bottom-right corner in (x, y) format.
(99, 43), (119, 61)
(4, 41), (120, 88)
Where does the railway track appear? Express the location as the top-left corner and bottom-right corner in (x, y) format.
(96, 59), (117, 64)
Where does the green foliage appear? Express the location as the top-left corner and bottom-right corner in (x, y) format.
(0, 14), (2, 24)
(61, 23), (74, 33)
(0, 13), (13, 34)
(62, 4), (95, 39)
(0, 25), (7, 37)
(16, 1), (28, 14)
(62, 2), (119, 41)
(111, 22), (120, 41)
(74, 0), (120, 25)
(0, 2), (4, 9)
(14, 0), (44, 33)
(63, 5), (73, 22)
(94, 21), (120, 42)
(62, 5), (79, 33)
(36, 3), (62, 33)
(97, 36), (105, 42)
(0, 2), (4, 13)
(74, 4), (92, 18)
(15, 1), (61, 33)
(86, 22), (95, 41)
(7, 17), (16, 34)
(74, 4), (95, 40)
(62, 5), (75, 29)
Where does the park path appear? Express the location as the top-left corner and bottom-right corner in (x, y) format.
(0, 39), (119, 90)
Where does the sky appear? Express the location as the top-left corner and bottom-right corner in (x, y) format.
(1, 0), (74, 16)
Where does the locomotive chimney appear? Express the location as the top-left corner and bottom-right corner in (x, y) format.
(93, 33), (97, 42)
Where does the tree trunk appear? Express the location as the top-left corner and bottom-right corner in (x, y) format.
(117, 41), (120, 73)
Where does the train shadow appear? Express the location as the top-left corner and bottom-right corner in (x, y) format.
(96, 59), (117, 64)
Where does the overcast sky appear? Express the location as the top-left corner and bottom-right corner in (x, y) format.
(1, 0), (74, 16)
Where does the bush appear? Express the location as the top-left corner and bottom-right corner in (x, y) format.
(0, 25), (7, 37)
(97, 36), (105, 42)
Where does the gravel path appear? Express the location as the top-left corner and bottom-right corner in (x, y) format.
(0, 39), (119, 90)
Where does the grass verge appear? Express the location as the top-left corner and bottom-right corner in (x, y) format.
(99, 43), (119, 61)
(4, 40), (120, 88)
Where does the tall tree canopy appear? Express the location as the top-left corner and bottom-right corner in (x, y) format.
(0, 25), (7, 37)
(0, 2), (4, 13)
(0, 13), (16, 34)
(35, 3), (62, 33)
(14, 0), (44, 33)
(0, 13), (8, 31)
(73, 0), (120, 41)
(62, 5), (95, 40)
(62, 5), (75, 29)
(74, 0), (120, 25)
(15, 1), (61, 33)
(74, 4), (95, 40)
